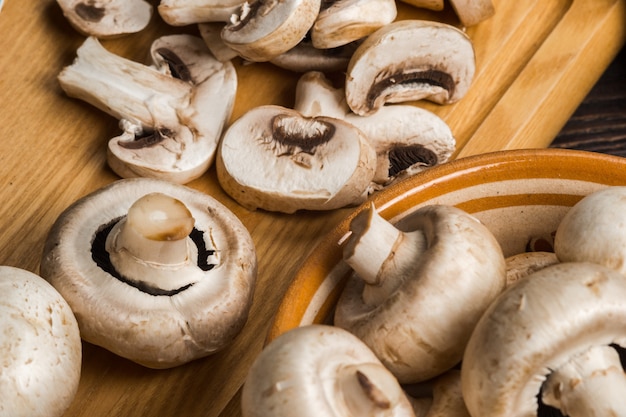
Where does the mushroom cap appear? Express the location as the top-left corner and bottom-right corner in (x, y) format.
(221, 0), (321, 62)
(448, 0), (495, 27)
(106, 34), (237, 184)
(344, 20), (476, 116)
(241, 324), (415, 417)
(0, 266), (81, 417)
(39, 178), (257, 369)
(334, 204), (506, 383)
(554, 186), (626, 275)
(461, 261), (626, 417)
(216, 105), (377, 213)
(56, 0), (153, 38)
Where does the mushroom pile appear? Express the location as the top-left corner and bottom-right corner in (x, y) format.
(0, 266), (82, 417)
(39, 178), (258, 368)
(246, 186), (626, 416)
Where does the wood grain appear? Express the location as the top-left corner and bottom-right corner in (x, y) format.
(0, 1), (623, 416)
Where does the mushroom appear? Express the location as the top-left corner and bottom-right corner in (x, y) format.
(397, 0), (442, 10)
(39, 178), (257, 368)
(198, 22), (241, 62)
(0, 266), (82, 417)
(220, 0), (322, 62)
(405, 370), (471, 417)
(294, 71), (456, 186)
(56, 0), (153, 38)
(58, 34), (237, 184)
(241, 324), (416, 417)
(461, 261), (626, 417)
(215, 104), (377, 213)
(159, 0), (245, 25)
(334, 204), (506, 383)
(310, 0), (397, 49)
(554, 186), (626, 275)
(344, 20), (476, 116)
(448, 0), (495, 27)
(269, 39), (360, 73)
(504, 251), (559, 286)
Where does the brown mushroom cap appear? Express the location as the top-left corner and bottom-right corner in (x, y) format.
(39, 178), (257, 369)
(0, 266), (82, 417)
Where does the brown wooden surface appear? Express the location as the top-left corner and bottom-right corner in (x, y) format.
(0, 0), (624, 416)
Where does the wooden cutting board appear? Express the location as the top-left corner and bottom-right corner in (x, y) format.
(0, 0), (623, 416)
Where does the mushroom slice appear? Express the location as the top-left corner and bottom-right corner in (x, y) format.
(0, 266), (82, 417)
(159, 0), (244, 25)
(59, 35), (237, 184)
(345, 105), (455, 186)
(216, 105), (377, 213)
(241, 324), (416, 417)
(448, 0), (495, 27)
(462, 261), (626, 417)
(310, 0), (397, 49)
(198, 22), (241, 62)
(221, 0), (321, 62)
(334, 204), (506, 383)
(39, 178), (257, 369)
(554, 186), (626, 275)
(345, 20), (476, 116)
(269, 40), (359, 73)
(57, 0), (153, 38)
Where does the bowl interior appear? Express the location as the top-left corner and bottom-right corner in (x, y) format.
(268, 149), (626, 342)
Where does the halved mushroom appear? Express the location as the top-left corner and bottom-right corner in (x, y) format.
(554, 186), (626, 275)
(58, 35), (237, 184)
(448, 0), (494, 27)
(159, 0), (245, 25)
(462, 261), (626, 417)
(57, 0), (153, 38)
(269, 39), (360, 73)
(294, 71), (456, 187)
(216, 105), (377, 213)
(241, 324), (416, 417)
(39, 178), (257, 369)
(310, 0), (397, 49)
(0, 266), (82, 417)
(344, 20), (476, 116)
(198, 22), (241, 62)
(334, 204), (506, 383)
(221, 0), (321, 62)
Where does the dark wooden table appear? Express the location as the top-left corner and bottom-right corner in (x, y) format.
(552, 46), (626, 156)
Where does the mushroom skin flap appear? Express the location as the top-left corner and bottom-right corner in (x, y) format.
(462, 262), (626, 417)
(334, 204), (506, 384)
(241, 325), (416, 417)
(0, 266), (82, 417)
(39, 178), (257, 369)
(216, 105), (377, 213)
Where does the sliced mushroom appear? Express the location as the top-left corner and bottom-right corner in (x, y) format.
(310, 0), (397, 49)
(57, 0), (153, 38)
(241, 324), (416, 417)
(221, 0), (321, 62)
(448, 0), (494, 27)
(345, 20), (476, 116)
(39, 178), (257, 369)
(216, 104), (377, 213)
(198, 22), (241, 62)
(554, 186), (626, 275)
(462, 261), (626, 417)
(159, 0), (244, 25)
(269, 39), (359, 73)
(334, 204), (506, 383)
(59, 35), (237, 184)
(294, 71), (456, 187)
(0, 266), (82, 417)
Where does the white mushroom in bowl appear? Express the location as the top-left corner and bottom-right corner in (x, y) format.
(0, 266), (82, 417)
(58, 34), (237, 184)
(334, 204), (506, 383)
(242, 324), (416, 417)
(56, 0), (153, 38)
(39, 178), (257, 369)
(344, 20), (476, 116)
(462, 261), (626, 417)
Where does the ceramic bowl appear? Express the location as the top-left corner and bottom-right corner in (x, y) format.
(268, 148), (626, 341)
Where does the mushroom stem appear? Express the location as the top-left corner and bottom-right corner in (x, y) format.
(337, 362), (406, 415)
(114, 193), (195, 265)
(541, 344), (626, 417)
(343, 204), (426, 306)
